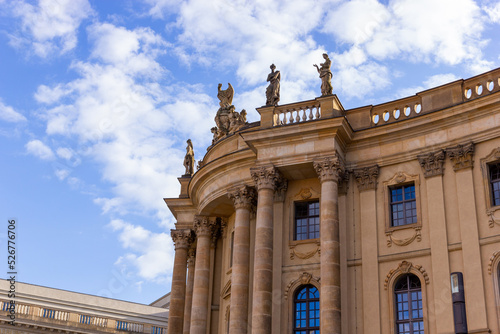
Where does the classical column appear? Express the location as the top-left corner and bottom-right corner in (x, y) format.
(417, 150), (455, 332)
(313, 155), (344, 334)
(190, 216), (218, 334)
(228, 185), (257, 334)
(446, 143), (489, 332)
(183, 248), (196, 334)
(353, 165), (381, 334)
(168, 229), (194, 334)
(250, 165), (286, 334)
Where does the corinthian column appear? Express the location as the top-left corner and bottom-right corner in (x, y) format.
(183, 248), (196, 334)
(313, 155), (344, 334)
(167, 229), (194, 334)
(228, 185), (257, 334)
(250, 165), (286, 334)
(190, 217), (219, 334)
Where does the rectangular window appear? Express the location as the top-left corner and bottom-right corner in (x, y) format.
(294, 201), (320, 240)
(490, 163), (500, 206)
(390, 184), (417, 227)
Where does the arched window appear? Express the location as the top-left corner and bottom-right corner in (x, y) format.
(394, 274), (424, 334)
(294, 285), (319, 334)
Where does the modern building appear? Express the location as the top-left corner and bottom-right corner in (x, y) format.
(165, 67), (500, 334)
(0, 280), (169, 333)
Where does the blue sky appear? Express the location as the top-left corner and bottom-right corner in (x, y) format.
(0, 0), (499, 304)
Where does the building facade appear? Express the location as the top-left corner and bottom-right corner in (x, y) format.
(165, 67), (500, 334)
(0, 280), (169, 333)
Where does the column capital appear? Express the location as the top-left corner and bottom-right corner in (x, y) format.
(446, 142), (474, 171)
(228, 185), (257, 210)
(171, 229), (194, 250)
(353, 165), (379, 191)
(417, 149), (445, 177)
(193, 216), (220, 239)
(313, 154), (345, 183)
(250, 165), (285, 191)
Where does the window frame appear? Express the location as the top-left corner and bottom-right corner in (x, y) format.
(293, 285), (320, 334)
(383, 172), (422, 233)
(480, 148), (500, 210)
(293, 200), (320, 241)
(389, 183), (418, 228)
(394, 274), (424, 334)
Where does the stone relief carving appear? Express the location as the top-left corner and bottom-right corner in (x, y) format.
(417, 150), (445, 178)
(211, 83), (248, 145)
(384, 260), (429, 290)
(228, 185), (257, 210)
(284, 272), (321, 300)
(265, 64), (280, 106)
(488, 250), (500, 274)
(313, 53), (333, 96)
(170, 229), (194, 250)
(313, 154), (345, 183)
(289, 241), (321, 260)
(446, 142), (474, 171)
(250, 165), (286, 191)
(183, 139), (195, 176)
(353, 165), (379, 191)
(486, 209), (500, 228)
(385, 226), (422, 247)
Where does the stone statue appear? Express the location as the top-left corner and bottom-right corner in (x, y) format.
(265, 64), (280, 106)
(183, 139), (195, 176)
(211, 83), (248, 146)
(217, 83), (234, 108)
(313, 53), (333, 96)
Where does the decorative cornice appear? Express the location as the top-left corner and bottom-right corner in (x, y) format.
(384, 260), (429, 290)
(250, 165), (285, 191)
(193, 216), (219, 239)
(417, 150), (445, 178)
(284, 272), (321, 300)
(228, 185), (257, 210)
(170, 229), (194, 250)
(353, 165), (379, 191)
(446, 142), (474, 171)
(313, 154), (345, 183)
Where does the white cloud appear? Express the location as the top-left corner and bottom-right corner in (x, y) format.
(8, 0), (93, 58)
(484, 1), (500, 23)
(109, 220), (173, 281)
(0, 99), (26, 122)
(26, 139), (55, 160)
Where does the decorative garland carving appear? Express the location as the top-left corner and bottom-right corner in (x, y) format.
(385, 226), (422, 247)
(417, 150), (445, 178)
(353, 165), (379, 191)
(486, 208), (500, 228)
(284, 272), (321, 300)
(384, 261), (429, 290)
(488, 250), (500, 274)
(289, 241), (321, 260)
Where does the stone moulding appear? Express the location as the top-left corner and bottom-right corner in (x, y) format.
(384, 260), (429, 290)
(289, 241), (321, 260)
(284, 272), (321, 300)
(385, 226), (422, 247)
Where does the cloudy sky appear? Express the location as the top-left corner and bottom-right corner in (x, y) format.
(0, 0), (499, 304)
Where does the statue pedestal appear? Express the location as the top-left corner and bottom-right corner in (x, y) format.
(178, 176), (191, 198)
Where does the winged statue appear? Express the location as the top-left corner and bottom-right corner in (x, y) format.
(217, 83), (234, 108)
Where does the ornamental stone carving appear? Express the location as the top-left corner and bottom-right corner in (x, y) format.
(193, 216), (219, 239)
(446, 142), (474, 171)
(171, 229), (194, 250)
(353, 165), (379, 191)
(384, 260), (429, 290)
(313, 53), (333, 96)
(313, 154), (345, 183)
(385, 226), (422, 247)
(284, 272), (321, 300)
(417, 150), (445, 177)
(250, 165), (285, 191)
(228, 185), (257, 210)
(211, 83), (248, 145)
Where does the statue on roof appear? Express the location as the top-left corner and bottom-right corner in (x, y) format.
(183, 139), (195, 176)
(265, 64), (280, 106)
(313, 53), (333, 96)
(212, 83), (248, 146)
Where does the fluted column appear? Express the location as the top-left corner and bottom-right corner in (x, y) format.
(313, 155), (344, 334)
(228, 185), (257, 334)
(183, 248), (196, 334)
(168, 229), (194, 334)
(250, 165), (286, 334)
(353, 165), (381, 334)
(190, 216), (218, 334)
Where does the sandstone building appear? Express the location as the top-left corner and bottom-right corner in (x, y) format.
(166, 67), (500, 334)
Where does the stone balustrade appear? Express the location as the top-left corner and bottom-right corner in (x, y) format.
(370, 95), (423, 126)
(273, 100), (321, 126)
